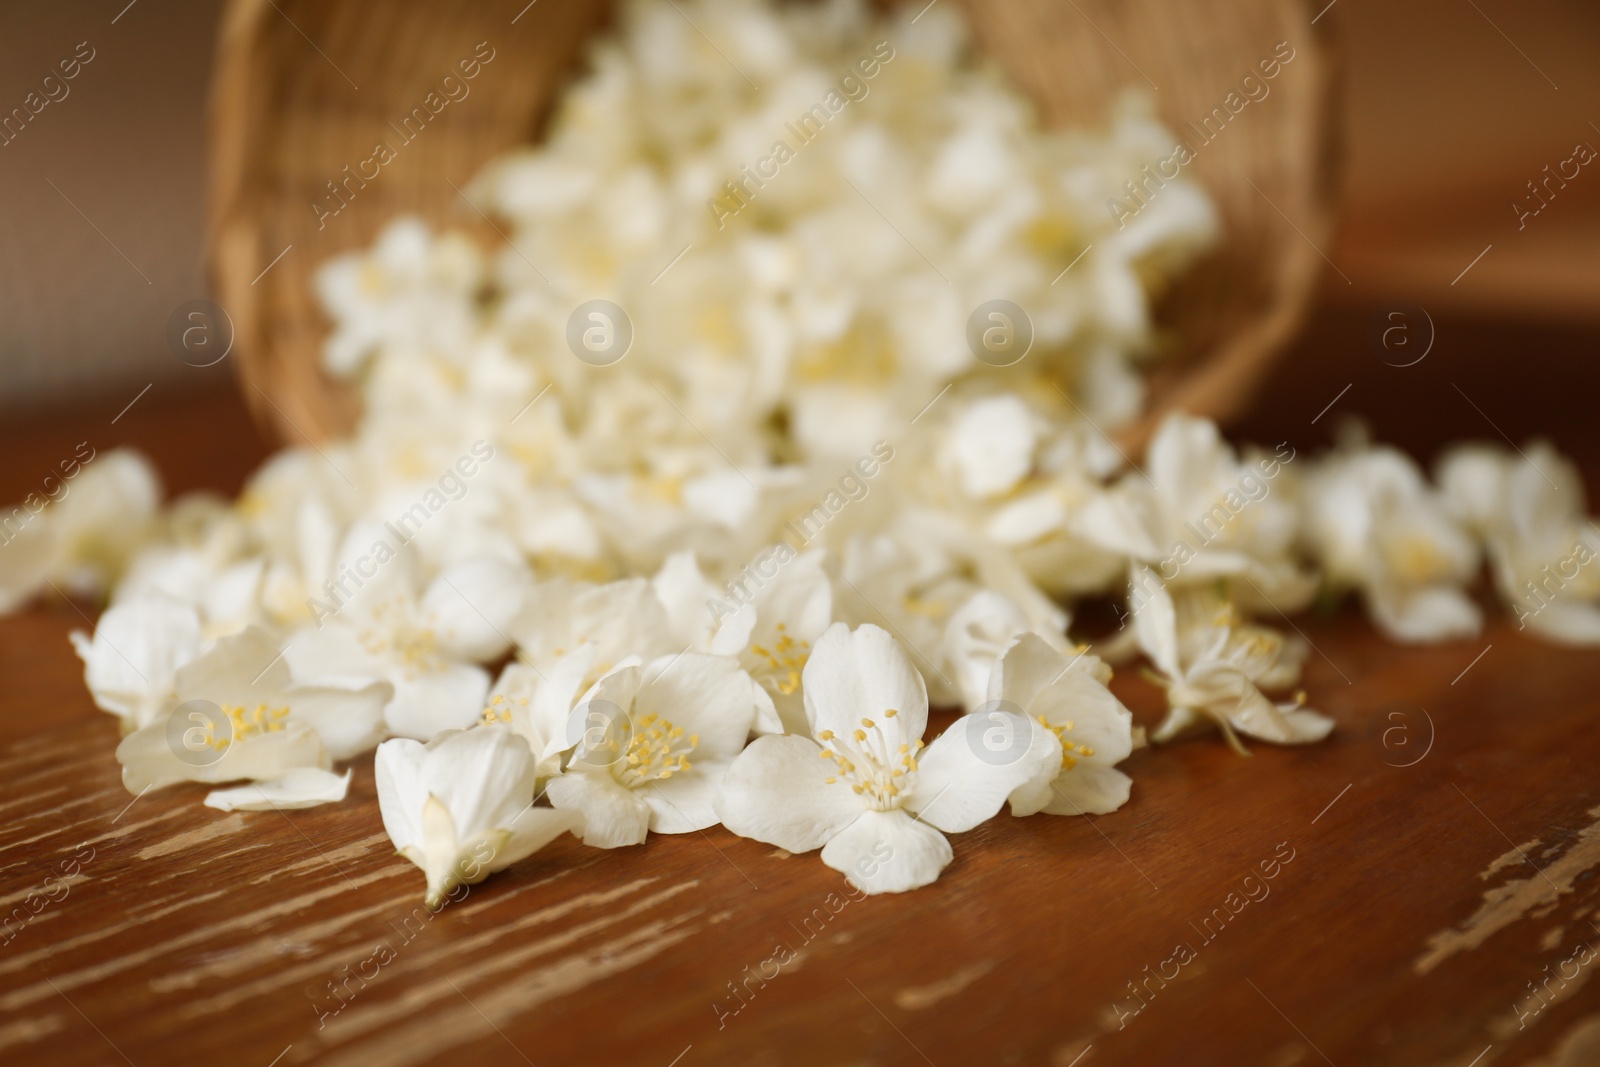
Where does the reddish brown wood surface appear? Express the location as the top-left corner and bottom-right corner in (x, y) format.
(3, 311), (1600, 1066)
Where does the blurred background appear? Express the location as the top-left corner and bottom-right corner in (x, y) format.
(2, 0), (1599, 493)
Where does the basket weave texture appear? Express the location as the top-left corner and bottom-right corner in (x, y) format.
(208, 0), (1338, 445)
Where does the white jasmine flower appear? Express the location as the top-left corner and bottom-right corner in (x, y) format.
(288, 525), (530, 738)
(941, 394), (1041, 500)
(546, 653), (760, 847)
(114, 495), (262, 639)
(315, 217), (485, 378)
(1092, 414), (1313, 609)
(477, 659), (592, 781)
(1303, 442), (1481, 642)
(121, 552), (265, 642)
(71, 594), (201, 731)
(989, 633), (1136, 816)
(655, 547), (831, 734)
(942, 588), (1071, 713)
(736, 579), (833, 735)
(833, 532), (975, 706)
(977, 420), (1130, 599)
(1, 449), (161, 612)
(508, 576), (676, 696)
(651, 550), (756, 656)
(115, 627), (391, 793)
(1132, 566), (1332, 751)
(1172, 583), (1308, 693)
(376, 725), (582, 906)
(715, 623), (1057, 894)
(49, 450), (164, 596)
(255, 495), (346, 627)
(1439, 441), (1600, 644)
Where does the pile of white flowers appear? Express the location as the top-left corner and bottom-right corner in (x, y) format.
(10, 0), (1599, 901)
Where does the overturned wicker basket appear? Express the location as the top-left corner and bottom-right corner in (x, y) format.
(208, 0), (1338, 446)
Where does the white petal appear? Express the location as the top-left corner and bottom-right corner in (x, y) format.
(511, 577), (674, 669)
(1147, 412), (1226, 502)
(990, 634), (1132, 761)
(1150, 705), (1205, 743)
(1273, 707), (1336, 744)
(422, 557), (529, 661)
(1038, 765), (1133, 816)
(651, 550), (738, 652)
(287, 679), (392, 759)
(1185, 662), (1334, 745)
(905, 711), (1060, 833)
(991, 633), (1111, 705)
(204, 768), (351, 811)
(802, 622), (928, 745)
(1130, 566), (1181, 679)
(637, 653), (756, 758)
(947, 395), (1035, 498)
(546, 768), (651, 848)
(1006, 771), (1056, 818)
(203, 559), (266, 632)
(569, 661), (643, 760)
(749, 683), (786, 736)
(715, 735), (864, 852)
(375, 737), (429, 852)
(384, 663), (490, 739)
(986, 490), (1066, 546)
(1069, 487), (1167, 560)
(819, 809), (952, 894)
(174, 626), (293, 707)
(1368, 585), (1482, 643)
(943, 590), (1032, 712)
(491, 806), (584, 870)
(748, 550), (832, 646)
(1524, 601), (1600, 646)
(486, 661), (582, 770)
(73, 595), (201, 727)
(283, 622), (390, 685)
(417, 725), (538, 841)
(117, 716), (328, 793)
(640, 762), (729, 835)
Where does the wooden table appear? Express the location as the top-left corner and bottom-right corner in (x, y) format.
(4, 306), (1600, 1066)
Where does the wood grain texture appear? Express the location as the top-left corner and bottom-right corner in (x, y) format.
(5, 599), (1600, 1066)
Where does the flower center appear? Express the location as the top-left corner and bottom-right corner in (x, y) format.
(616, 713), (698, 787)
(902, 595), (947, 619)
(481, 693), (527, 725)
(213, 704), (290, 750)
(1384, 534), (1448, 583)
(817, 711), (922, 812)
(749, 623), (808, 696)
(359, 597), (443, 673)
(1034, 715), (1094, 770)
(1211, 602), (1243, 629)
